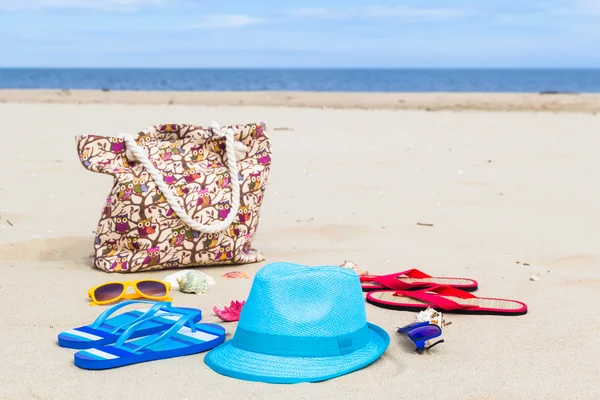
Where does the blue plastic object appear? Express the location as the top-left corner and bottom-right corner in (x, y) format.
(57, 300), (202, 349)
(73, 313), (225, 370)
(397, 321), (444, 353)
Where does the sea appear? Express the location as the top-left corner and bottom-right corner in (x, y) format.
(0, 68), (599, 92)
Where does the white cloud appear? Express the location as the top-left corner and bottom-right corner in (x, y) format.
(537, 0), (600, 16)
(0, 0), (170, 11)
(573, 0), (600, 14)
(193, 14), (265, 29)
(492, 3), (600, 37)
(286, 5), (469, 21)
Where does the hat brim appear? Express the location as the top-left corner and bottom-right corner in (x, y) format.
(204, 322), (390, 384)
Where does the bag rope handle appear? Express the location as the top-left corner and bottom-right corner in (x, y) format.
(120, 122), (248, 234)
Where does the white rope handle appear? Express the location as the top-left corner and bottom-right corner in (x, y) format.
(120, 122), (248, 234)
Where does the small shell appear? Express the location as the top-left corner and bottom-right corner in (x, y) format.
(176, 271), (208, 294)
(415, 307), (450, 328)
(339, 260), (369, 276)
(222, 271), (249, 279)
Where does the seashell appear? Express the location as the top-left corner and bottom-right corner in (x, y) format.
(162, 270), (216, 289)
(222, 271), (249, 279)
(176, 271), (208, 294)
(415, 307), (451, 328)
(213, 300), (246, 322)
(339, 260), (369, 276)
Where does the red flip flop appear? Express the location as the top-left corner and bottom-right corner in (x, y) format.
(360, 269), (478, 292)
(366, 285), (527, 316)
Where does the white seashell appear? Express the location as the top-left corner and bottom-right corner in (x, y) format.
(176, 271), (208, 294)
(339, 260), (368, 276)
(415, 307), (450, 328)
(163, 270), (215, 289)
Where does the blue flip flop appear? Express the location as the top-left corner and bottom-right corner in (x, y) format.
(58, 300), (202, 350)
(73, 313), (226, 370)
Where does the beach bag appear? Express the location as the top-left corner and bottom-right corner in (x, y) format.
(75, 121), (272, 273)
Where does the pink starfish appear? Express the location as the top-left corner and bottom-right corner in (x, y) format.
(213, 300), (246, 322)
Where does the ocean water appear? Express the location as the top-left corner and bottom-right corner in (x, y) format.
(0, 68), (599, 92)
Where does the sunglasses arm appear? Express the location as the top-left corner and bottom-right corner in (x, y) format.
(416, 339), (445, 354)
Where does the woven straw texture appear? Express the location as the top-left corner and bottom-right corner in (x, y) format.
(370, 291), (524, 310)
(362, 276), (474, 288)
(204, 262), (390, 383)
(205, 324), (388, 383)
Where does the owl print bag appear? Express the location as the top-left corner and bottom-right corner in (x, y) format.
(76, 121), (272, 273)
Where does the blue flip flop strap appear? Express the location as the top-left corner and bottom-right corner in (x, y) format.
(109, 302), (174, 334)
(114, 313), (195, 352)
(90, 300), (171, 329)
(134, 314), (197, 353)
(232, 324), (371, 357)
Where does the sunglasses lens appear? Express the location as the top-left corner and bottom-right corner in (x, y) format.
(137, 281), (167, 297)
(94, 283), (124, 302)
(408, 325), (441, 340)
(398, 322), (425, 333)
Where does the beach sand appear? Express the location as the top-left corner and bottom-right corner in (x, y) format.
(0, 92), (599, 400)
(2, 89), (600, 113)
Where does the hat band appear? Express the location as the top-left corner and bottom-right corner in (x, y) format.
(231, 324), (371, 357)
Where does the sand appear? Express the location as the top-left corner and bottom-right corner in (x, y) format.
(2, 89), (600, 113)
(0, 92), (599, 400)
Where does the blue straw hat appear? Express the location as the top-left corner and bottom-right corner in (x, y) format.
(204, 262), (390, 384)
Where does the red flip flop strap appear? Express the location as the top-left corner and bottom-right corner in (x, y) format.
(369, 275), (415, 290)
(359, 275), (380, 282)
(361, 269), (434, 289)
(401, 269), (433, 279)
(428, 285), (477, 299)
(394, 290), (478, 311)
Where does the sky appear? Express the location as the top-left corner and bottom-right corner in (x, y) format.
(0, 0), (599, 68)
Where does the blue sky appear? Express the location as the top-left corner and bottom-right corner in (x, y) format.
(1, 0), (599, 68)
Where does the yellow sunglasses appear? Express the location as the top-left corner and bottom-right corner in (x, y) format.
(88, 279), (172, 306)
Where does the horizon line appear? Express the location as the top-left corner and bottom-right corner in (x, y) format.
(1, 66), (600, 70)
